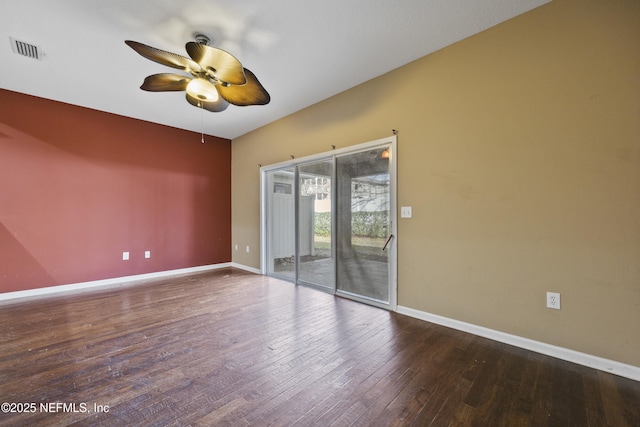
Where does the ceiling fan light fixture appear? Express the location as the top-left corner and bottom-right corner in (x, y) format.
(186, 78), (219, 102)
(126, 36), (269, 112)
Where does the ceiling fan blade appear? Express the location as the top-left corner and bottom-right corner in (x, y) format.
(125, 40), (201, 73)
(185, 42), (246, 86)
(217, 68), (271, 106)
(140, 73), (191, 91)
(186, 93), (229, 112)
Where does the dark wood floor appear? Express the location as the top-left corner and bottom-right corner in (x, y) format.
(0, 268), (638, 426)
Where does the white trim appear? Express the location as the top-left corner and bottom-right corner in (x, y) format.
(388, 137), (398, 311)
(260, 165), (268, 275)
(229, 262), (262, 275)
(0, 263), (233, 304)
(397, 305), (640, 382)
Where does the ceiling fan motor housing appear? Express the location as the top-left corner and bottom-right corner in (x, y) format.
(194, 34), (211, 45)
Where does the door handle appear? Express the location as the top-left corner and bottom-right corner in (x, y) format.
(382, 234), (394, 251)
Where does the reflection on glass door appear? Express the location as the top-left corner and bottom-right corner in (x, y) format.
(336, 146), (391, 303)
(297, 159), (334, 290)
(266, 167), (296, 279)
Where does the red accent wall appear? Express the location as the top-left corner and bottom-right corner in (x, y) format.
(0, 89), (231, 293)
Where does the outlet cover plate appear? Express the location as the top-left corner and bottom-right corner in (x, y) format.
(546, 292), (561, 309)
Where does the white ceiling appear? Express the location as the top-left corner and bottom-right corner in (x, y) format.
(0, 0), (549, 140)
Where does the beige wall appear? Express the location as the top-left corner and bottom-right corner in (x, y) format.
(232, 0), (640, 366)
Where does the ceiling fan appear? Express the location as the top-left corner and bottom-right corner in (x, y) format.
(125, 35), (270, 112)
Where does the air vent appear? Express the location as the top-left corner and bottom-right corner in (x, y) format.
(10, 37), (42, 60)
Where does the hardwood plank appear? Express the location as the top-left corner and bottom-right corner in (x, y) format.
(582, 368), (608, 427)
(599, 370), (640, 427)
(0, 268), (638, 426)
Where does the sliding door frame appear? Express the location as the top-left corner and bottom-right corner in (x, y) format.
(260, 135), (397, 310)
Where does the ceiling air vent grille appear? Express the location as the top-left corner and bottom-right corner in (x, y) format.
(10, 37), (42, 60)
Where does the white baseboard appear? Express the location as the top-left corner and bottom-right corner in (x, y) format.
(0, 263), (233, 304)
(229, 262), (262, 275)
(397, 305), (640, 382)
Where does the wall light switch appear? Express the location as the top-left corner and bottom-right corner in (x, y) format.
(401, 206), (413, 218)
(145, 250), (151, 259)
(122, 251), (129, 261)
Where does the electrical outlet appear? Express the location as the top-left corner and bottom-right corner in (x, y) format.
(122, 251), (129, 261)
(234, 244), (238, 251)
(546, 292), (560, 310)
(246, 245), (250, 253)
(145, 250), (151, 259)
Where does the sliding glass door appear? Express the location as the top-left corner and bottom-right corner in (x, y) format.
(263, 137), (396, 309)
(336, 147), (391, 303)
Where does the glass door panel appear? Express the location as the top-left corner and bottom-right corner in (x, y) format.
(266, 167), (296, 279)
(336, 146), (391, 303)
(297, 159), (334, 290)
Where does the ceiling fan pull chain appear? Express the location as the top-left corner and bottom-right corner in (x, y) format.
(201, 103), (205, 143)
